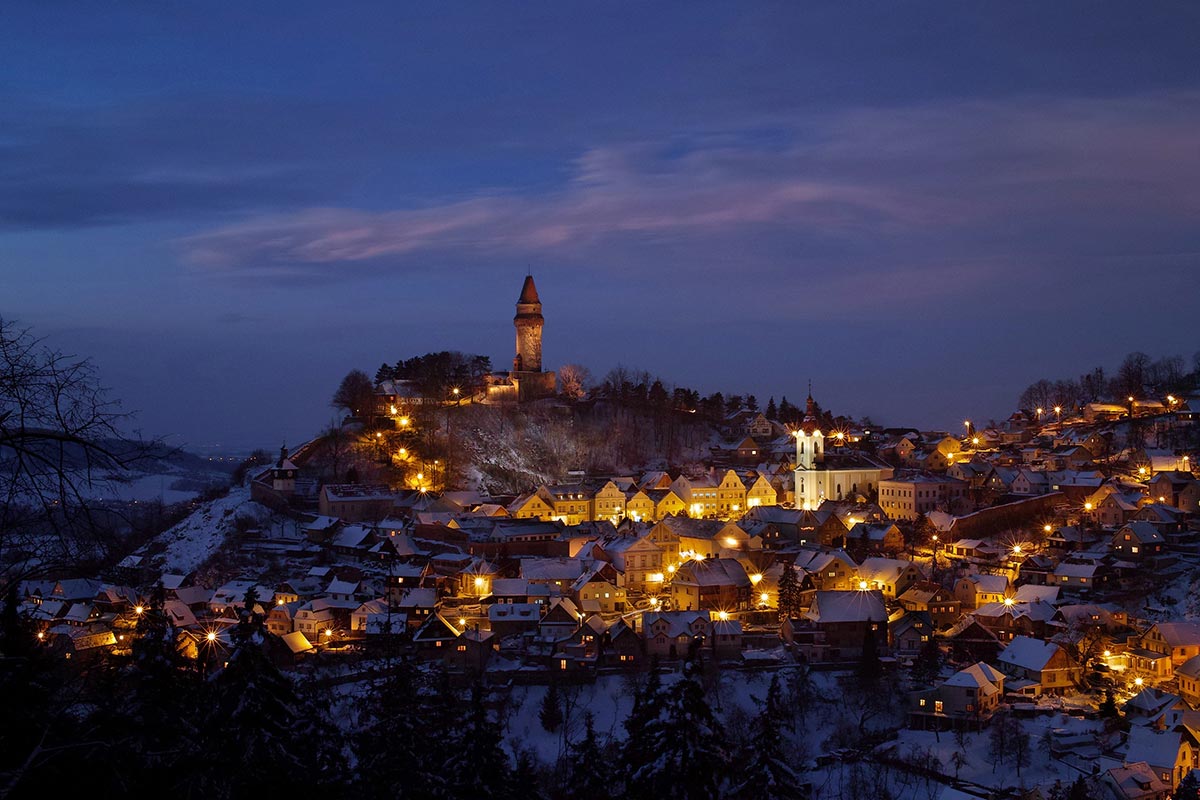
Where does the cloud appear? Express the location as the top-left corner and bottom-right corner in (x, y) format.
(178, 91), (1200, 281)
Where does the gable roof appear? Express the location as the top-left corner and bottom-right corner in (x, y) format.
(998, 635), (1061, 672)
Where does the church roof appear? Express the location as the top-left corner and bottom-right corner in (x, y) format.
(518, 274), (541, 304)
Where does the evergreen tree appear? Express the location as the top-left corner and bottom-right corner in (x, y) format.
(746, 395), (758, 412)
(619, 660), (664, 799)
(856, 625), (882, 691)
(766, 396), (778, 419)
(1067, 776), (1090, 800)
(730, 675), (808, 800)
(564, 712), (608, 800)
(117, 583), (204, 793)
(634, 656), (728, 800)
(1175, 772), (1200, 800)
(911, 635), (941, 686)
(374, 362), (394, 384)
(445, 682), (513, 800)
(198, 593), (343, 798)
(1098, 688), (1120, 718)
(539, 680), (564, 732)
(356, 656), (442, 798)
(512, 748), (548, 800)
(788, 663), (813, 722)
(777, 561), (801, 623)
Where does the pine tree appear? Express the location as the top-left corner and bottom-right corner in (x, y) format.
(1067, 776), (1090, 800)
(911, 635), (941, 686)
(856, 624), (882, 690)
(445, 682), (513, 800)
(356, 657), (442, 798)
(619, 661), (664, 799)
(730, 676), (808, 800)
(1098, 688), (1120, 718)
(635, 657), (728, 800)
(539, 680), (564, 732)
(766, 396), (778, 419)
(198, 595), (343, 798)
(564, 712), (608, 800)
(1175, 772), (1200, 800)
(119, 583), (204, 793)
(777, 561), (801, 623)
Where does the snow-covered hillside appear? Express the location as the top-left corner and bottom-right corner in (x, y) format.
(138, 486), (271, 574)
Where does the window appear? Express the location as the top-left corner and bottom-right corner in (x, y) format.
(457, 645), (467, 652)
(560, 659), (568, 670)
(934, 700), (944, 713)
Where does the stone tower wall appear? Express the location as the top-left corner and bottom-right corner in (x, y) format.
(515, 317), (543, 372)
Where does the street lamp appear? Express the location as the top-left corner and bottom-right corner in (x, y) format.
(1053, 406), (1061, 421)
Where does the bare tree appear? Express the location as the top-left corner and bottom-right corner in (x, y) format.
(558, 364), (591, 401)
(0, 318), (154, 583)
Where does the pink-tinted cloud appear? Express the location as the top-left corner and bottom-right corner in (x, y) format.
(180, 91), (1200, 274)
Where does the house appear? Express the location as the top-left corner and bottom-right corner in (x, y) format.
(890, 612), (934, 657)
(1139, 622), (1200, 673)
(1052, 560), (1108, 594)
(508, 491), (556, 520)
(1177, 655), (1200, 707)
(898, 581), (962, 629)
(1149, 471), (1200, 513)
(604, 534), (664, 594)
(792, 549), (859, 592)
(572, 568), (627, 615)
(997, 635), (1080, 695)
(538, 599), (583, 643)
(669, 558), (752, 612)
(488, 603), (542, 639)
(1112, 522), (1166, 562)
(1122, 725), (1200, 790)
(846, 522), (904, 555)
(855, 557), (924, 600)
(642, 610), (710, 659)
(909, 661), (1006, 729)
(318, 484), (396, 522)
(954, 574), (1009, 610)
(799, 590), (888, 661)
(1100, 762), (1169, 800)
(878, 473), (969, 520)
(412, 613), (462, 657)
(266, 600), (303, 636)
(444, 629), (496, 674)
(710, 619), (743, 660)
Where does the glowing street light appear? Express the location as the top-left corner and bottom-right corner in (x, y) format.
(134, 605), (144, 615)
(1012, 544), (1022, 555)
(1003, 597), (1015, 607)
(206, 631), (217, 642)
(858, 580), (869, 590)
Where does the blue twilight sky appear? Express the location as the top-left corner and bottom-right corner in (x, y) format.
(3, 3), (1199, 452)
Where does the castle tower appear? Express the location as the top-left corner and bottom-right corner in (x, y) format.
(514, 274), (543, 373)
(272, 443), (297, 496)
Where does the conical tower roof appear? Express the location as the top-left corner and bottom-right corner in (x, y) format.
(518, 274), (541, 304)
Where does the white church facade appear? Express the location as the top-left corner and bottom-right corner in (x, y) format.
(794, 395), (891, 509)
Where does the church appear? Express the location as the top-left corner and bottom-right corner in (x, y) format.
(484, 275), (557, 403)
(794, 394), (891, 509)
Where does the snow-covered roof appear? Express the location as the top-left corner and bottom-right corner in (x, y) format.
(804, 590), (887, 624)
(943, 662), (1004, 695)
(998, 635), (1060, 672)
(1124, 725), (1185, 771)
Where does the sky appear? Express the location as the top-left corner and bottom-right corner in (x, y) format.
(4, 3), (1199, 452)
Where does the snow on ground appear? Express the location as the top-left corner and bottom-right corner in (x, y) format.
(140, 486), (271, 573)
